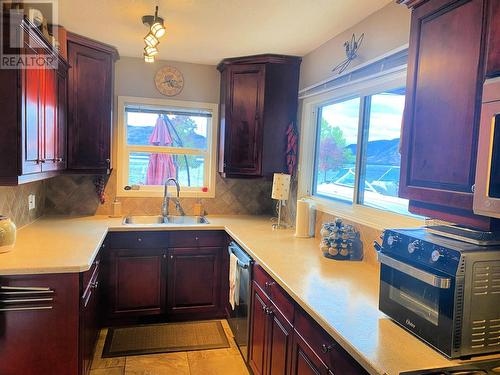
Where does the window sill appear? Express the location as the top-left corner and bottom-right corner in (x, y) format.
(116, 189), (216, 199)
(304, 196), (424, 231)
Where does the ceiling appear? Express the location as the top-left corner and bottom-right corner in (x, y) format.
(58, 0), (392, 65)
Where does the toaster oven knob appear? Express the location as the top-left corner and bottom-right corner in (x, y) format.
(431, 249), (442, 263)
(387, 235), (400, 247)
(408, 240), (421, 254)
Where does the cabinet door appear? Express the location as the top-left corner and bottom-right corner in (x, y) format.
(21, 60), (42, 175)
(42, 68), (58, 171)
(108, 248), (166, 318)
(80, 271), (99, 375)
(55, 67), (67, 170)
(399, 0), (486, 212)
(291, 331), (330, 375)
(67, 40), (112, 172)
(0, 274), (80, 375)
(249, 282), (269, 375)
(486, 0), (500, 77)
(167, 247), (222, 318)
(267, 306), (293, 375)
(222, 64), (265, 177)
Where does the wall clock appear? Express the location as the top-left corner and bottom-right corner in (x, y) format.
(154, 66), (184, 96)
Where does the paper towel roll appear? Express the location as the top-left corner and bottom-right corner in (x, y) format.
(295, 199), (311, 238)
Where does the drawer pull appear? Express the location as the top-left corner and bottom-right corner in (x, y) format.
(90, 281), (99, 289)
(137, 238), (142, 242)
(321, 343), (335, 354)
(1, 298), (54, 303)
(264, 281), (276, 288)
(0, 306), (53, 312)
(265, 307), (274, 315)
(1, 286), (53, 292)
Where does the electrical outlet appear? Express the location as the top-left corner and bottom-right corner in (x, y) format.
(28, 194), (36, 211)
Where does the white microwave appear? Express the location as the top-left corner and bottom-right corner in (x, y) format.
(474, 77), (500, 218)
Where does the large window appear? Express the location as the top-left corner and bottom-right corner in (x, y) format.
(312, 88), (410, 215)
(117, 97), (218, 197)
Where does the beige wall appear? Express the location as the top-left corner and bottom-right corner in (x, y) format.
(115, 57), (220, 103)
(299, 2), (410, 90)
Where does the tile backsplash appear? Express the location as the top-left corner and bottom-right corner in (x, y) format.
(0, 181), (46, 228)
(44, 172), (274, 216)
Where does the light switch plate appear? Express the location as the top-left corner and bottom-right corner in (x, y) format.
(28, 194), (36, 211)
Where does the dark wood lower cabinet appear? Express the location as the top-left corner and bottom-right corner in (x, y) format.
(103, 230), (227, 323)
(249, 280), (294, 375)
(249, 283), (270, 375)
(167, 246), (223, 318)
(80, 260), (101, 375)
(107, 248), (167, 319)
(0, 250), (103, 375)
(249, 264), (367, 375)
(291, 331), (330, 375)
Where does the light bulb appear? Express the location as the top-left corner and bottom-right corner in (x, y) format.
(144, 32), (159, 47)
(144, 45), (159, 56)
(151, 22), (165, 38)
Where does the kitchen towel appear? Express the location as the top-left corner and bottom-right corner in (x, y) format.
(229, 252), (238, 310)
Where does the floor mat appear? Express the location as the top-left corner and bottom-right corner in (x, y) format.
(102, 320), (229, 357)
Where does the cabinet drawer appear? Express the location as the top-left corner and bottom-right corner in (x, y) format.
(295, 308), (367, 375)
(106, 231), (169, 249)
(169, 231), (226, 248)
(253, 264), (294, 324)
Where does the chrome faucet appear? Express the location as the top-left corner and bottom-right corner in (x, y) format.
(162, 178), (185, 217)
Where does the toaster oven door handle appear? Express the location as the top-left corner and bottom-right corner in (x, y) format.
(377, 252), (451, 289)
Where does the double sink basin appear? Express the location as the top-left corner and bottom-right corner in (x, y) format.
(123, 215), (209, 226)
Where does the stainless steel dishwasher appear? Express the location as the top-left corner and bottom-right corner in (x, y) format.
(226, 241), (254, 362)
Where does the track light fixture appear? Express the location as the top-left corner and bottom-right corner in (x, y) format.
(142, 6), (166, 62)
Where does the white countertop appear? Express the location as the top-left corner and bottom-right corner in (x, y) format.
(1, 215), (498, 375)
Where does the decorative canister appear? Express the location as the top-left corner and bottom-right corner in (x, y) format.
(0, 216), (16, 253)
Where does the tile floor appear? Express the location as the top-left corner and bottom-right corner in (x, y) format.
(89, 320), (249, 375)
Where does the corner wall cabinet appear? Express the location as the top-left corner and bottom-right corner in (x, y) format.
(67, 33), (118, 173)
(249, 264), (367, 375)
(0, 17), (68, 185)
(398, 0), (500, 229)
(217, 54), (301, 178)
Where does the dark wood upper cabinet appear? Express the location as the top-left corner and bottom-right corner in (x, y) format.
(67, 32), (118, 173)
(398, 0), (498, 228)
(217, 54), (301, 178)
(0, 18), (68, 185)
(486, 0), (500, 77)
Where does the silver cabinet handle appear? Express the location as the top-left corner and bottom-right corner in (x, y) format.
(377, 252), (451, 289)
(0, 306), (53, 312)
(1, 298), (53, 303)
(0, 286), (54, 293)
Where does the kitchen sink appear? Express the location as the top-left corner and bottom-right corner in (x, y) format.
(122, 215), (209, 225)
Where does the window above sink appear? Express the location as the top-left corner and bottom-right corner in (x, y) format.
(116, 96), (218, 198)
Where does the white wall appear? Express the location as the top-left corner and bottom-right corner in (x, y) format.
(299, 2), (411, 90)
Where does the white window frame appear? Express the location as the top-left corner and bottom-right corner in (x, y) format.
(116, 96), (218, 198)
(298, 68), (424, 230)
